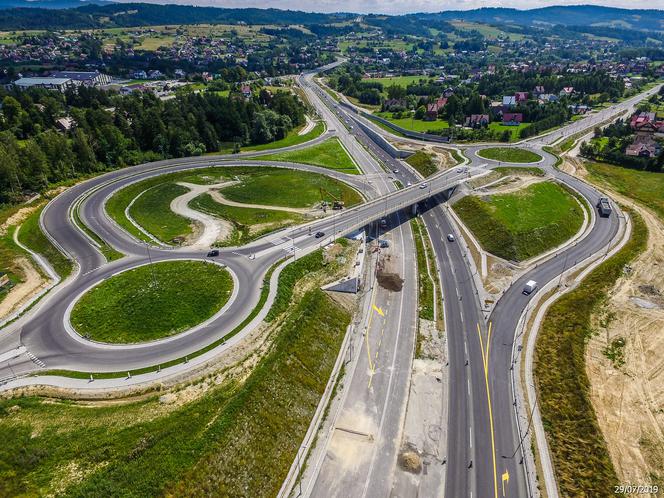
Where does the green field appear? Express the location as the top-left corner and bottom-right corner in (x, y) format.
(375, 112), (449, 132)
(260, 138), (359, 174)
(0, 251), (351, 497)
(405, 151), (438, 177)
(493, 166), (545, 177)
(128, 183), (192, 243)
(535, 209), (647, 496)
(487, 122), (529, 141)
(361, 75), (430, 88)
(107, 166), (362, 245)
(70, 261), (233, 343)
(477, 147), (542, 163)
(190, 194), (304, 247)
(585, 162), (664, 221)
(453, 181), (584, 261)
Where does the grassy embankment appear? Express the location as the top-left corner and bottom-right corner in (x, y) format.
(453, 181), (584, 261)
(259, 137), (360, 174)
(0, 250), (353, 497)
(585, 162), (664, 221)
(477, 147), (542, 163)
(242, 121), (325, 152)
(493, 166), (545, 177)
(16, 204), (72, 279)
(106, 166), (362, 245)
(70, 261), (233, 343)
(535, 208), (647, 496)
(410, 218), (436, 323)
(405, 151), (438, 177)
(373, 112), (449, 133)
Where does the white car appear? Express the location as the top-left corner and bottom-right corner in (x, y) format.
(419, 183), (428, 189)
(523, 280), (538, 295)
(393, 169), (399, 174)
(447, 234), (455, 242)
(406, 182), (412, 187)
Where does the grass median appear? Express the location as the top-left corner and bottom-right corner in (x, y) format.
(70, 260), (233, 343)
(477, 147), (542, 163)
(535, 208), (647, 497)
(1, 250), (353, 497)
(453, 181), (584, 261)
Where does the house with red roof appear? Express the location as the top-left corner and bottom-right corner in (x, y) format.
(502, 113), (523, 126)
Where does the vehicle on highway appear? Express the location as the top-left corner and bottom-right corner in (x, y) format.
(380, 219), (388, 227)
(597, 197), (612, 217)
(314, 231), (325, 238)
(406, 182), (412, 187)
(379, 239), (390, 248)
(392, 169), (399, 174)
(419, 183), (428, 189)
(523, 280), (538, 295)
(207, 249), (220, 257)
(447, 234), (455, 242)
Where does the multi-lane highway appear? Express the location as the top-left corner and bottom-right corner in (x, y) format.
(0, 59), (657, 498)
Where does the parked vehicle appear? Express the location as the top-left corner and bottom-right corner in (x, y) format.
(523, 280), (538, 295)
(597, 197), (612, 217)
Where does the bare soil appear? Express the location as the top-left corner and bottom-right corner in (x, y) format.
(582, 162), (664, 492)
(0, 257), (49, 321)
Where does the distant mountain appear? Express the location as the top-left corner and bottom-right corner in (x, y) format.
(0, 0), (111, 8)
(428, 5), (664, 32)
(0, 3), (661, 33)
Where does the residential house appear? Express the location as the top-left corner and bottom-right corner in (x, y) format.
(626, 111), (663, 158)
(502, 113), (523, 126)
(538, 94), (559, 104)
(55, 116), (75, 132)
(533, 85), (546, 96)
(147, 70), (164, 79)
(465, 114), (489, 128)
(241, 84), (252, 99)
(132, 70), (147, 79)
(502, 95), (516, 110)
(559, 86), (574, 97)
(425, 97), (447, 120)
(515, 92), (529, 103)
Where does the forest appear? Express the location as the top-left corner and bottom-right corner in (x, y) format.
(0, 85), (305, 204)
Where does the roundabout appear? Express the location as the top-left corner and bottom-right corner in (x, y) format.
(69, 260), (234, 344)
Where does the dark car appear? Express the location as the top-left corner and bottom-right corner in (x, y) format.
(207, 249), (220, 257)
(315, 231), (325, 239)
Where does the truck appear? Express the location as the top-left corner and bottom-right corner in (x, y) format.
(523, 280), (537, 295)
(597, 197), (612, 217)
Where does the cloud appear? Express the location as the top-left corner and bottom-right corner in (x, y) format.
(123, 0), (659, 14)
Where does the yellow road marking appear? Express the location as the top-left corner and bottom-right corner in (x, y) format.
(372, 304), (385, 316)
(502, 470), (510, 497)
(477, 322), (499, 498)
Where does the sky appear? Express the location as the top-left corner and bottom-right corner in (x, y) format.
(133, 0), (660, 14)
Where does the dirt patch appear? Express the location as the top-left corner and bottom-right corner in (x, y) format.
(399, 450), (422, 474)
(0, 257), (49, 320)
(476, 175), (546, 196)
(0, 205), (39, 236)
(585, 184), (664, 490)
(377, 271), (403, 292)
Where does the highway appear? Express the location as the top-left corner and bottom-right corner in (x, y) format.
(316, 71), (653, 498)
(0, 59), (655, 498)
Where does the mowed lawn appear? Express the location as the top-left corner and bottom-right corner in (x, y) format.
(129, 183), (192, 243)
(487, 122), (529, 141)
(477, 146), (542, 163)
(361, 75), (430, 88)
(453, 181), (584, 261)
(71, 260), (233, 343)
(586, 162), (664, 221)
(259, 138), (359, 174)
(375, 112), (449, 132)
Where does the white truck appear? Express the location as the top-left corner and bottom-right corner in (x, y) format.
(523, 280), (537, 295)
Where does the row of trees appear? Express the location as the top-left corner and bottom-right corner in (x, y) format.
(0, 86), (306, 204)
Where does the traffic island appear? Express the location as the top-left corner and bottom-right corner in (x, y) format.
(70, 260), (233, 343)
(477, 147), (543, 163)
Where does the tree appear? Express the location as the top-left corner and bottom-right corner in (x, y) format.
(1, 96), (23, 128)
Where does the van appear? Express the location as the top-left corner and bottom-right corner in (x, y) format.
(523, 280), (537, 295)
